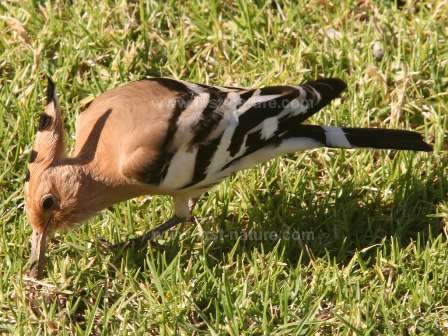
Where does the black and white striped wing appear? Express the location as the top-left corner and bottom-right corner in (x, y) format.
(143, 77), (347, 192)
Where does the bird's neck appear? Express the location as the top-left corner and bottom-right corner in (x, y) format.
(80, 162), (145, 212)
(56, 159), (145, 226)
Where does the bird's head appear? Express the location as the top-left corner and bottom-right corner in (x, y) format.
(24, 78), (86, 279)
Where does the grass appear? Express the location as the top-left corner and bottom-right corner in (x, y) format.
(0, 0), (447, 334)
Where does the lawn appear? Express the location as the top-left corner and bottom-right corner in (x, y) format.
(1, 0), (447, 334)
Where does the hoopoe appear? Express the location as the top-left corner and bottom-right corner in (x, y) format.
(25, 77), (432, 278)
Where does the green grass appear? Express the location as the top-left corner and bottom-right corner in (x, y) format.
(1, 0), (447, 334)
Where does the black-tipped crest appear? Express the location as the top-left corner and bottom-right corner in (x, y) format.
(46, 77), (56, 105)
(29, 76), (64, 167)
(38, 113), (53, 131)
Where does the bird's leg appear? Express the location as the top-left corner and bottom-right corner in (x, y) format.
(103, 194), (196, 251)
(187, 197), (198, 221)
(107, 215), (184, 250)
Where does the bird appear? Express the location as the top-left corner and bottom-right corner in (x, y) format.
(24, 76), (432, 279)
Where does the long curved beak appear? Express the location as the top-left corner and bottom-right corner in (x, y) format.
(28, 228), (48, 279)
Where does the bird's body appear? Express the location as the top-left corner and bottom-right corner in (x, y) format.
(24, 77), (432, 278)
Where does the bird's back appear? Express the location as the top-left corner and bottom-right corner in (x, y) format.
(71, 77), (350, 193)
(72, 78), (346, 194)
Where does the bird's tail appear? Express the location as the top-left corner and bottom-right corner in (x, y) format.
(279, 125), (433, 152)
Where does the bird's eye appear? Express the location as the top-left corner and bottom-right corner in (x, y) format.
(41, 194), (56, 211)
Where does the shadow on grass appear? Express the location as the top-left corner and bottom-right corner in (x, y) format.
(98, 165), (446, 276)
(203, 173), (445, 265)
